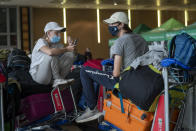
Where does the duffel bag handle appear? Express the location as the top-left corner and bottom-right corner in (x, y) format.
(169, 35), (177, 58)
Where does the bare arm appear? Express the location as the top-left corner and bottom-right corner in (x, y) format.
(113, 55), (122, 77)
(40, 44), (75, 56)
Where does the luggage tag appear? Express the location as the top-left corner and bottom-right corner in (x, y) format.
(51, 87), (65, 113)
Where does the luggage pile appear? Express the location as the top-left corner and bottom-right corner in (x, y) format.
(0, 48), (79, 131)
(1, 32), (196, 131)
(99, 33), (196, 131)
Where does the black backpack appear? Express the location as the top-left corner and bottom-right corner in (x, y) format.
(8, 70), (52, 98)
(7, 48), (31, 71)
(118, 65), (164, 111)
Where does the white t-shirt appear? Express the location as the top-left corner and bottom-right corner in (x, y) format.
(29, 38), (63, 76)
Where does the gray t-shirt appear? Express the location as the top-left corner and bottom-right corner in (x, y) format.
(110, 33), (148, 69)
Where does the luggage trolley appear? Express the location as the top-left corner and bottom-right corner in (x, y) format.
(15, 79), (79, 131)
(0, 66), (6, 131)
(100, 59), (155, 131)
(98, 59), (124, 131)
(98, 59), (129, 131)
(98, 59), (114, 112)
(154, 58), (195, 131)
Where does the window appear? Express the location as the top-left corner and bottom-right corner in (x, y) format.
(0, 7), (17, 48)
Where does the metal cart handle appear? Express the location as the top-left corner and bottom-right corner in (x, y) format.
(161, 58), (191, 70)
(101, 59), (114, 66)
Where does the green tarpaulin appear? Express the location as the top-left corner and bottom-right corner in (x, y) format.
(133, 24), (151, 34)
(141, 18), (185, 41)
(184, 22), (196, 39)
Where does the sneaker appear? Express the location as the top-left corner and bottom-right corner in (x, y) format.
(75, 107), (102, 123)
(53, 79), (68, 87)
(67, 78), (74, 83)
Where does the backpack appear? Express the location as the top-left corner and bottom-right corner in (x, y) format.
(7, 48), (31, 71)
(169, 33), (196, 68)
(118, 65), (164, 111)
(8, 70), (52, 98)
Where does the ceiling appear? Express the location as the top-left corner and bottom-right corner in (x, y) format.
(1, 0), (196, 10)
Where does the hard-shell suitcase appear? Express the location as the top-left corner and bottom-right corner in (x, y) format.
(20, 88), (74, 124)
(103, 91), (154, 131)
(151, 94), (165, 131)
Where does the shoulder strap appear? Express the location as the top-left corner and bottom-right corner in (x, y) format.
(113, 87), (125, 113)
(118, 92), (125, 113)
(169, 35), (177, 58)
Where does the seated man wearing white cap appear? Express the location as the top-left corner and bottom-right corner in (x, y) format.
(29, 22), (76, 87)
(75, 12), (148, 123)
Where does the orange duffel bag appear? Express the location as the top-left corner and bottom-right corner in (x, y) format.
(103, 91), (154, 131)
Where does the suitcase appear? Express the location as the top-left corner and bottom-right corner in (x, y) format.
(20, 88), (74, 124)
(103, 91), (154, 131)
(151, 94), (165, 131)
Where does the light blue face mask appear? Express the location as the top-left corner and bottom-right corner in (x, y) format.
(50, 35), (61, 43)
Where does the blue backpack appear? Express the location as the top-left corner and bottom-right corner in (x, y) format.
(169, 33), (196, 68)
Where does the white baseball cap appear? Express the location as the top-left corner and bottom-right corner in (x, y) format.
(44, 22), (66, 33)
(104, 12), (129, 25)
